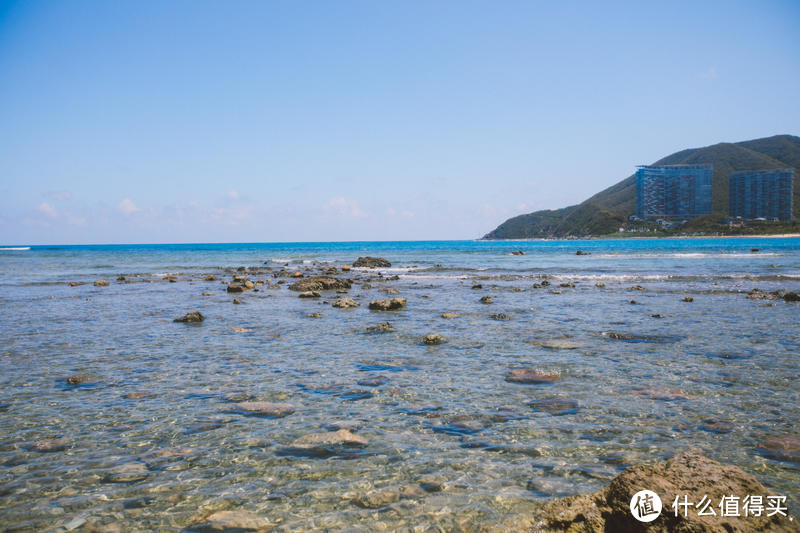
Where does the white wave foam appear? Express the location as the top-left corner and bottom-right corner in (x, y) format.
(0, 247), (30, 251)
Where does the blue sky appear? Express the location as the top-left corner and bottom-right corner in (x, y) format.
(1, 0), (798, 244)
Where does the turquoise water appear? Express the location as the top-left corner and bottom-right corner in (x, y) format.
(0, 238), (798, 531)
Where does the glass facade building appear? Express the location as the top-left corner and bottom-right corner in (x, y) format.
(635, 164), (713, 219)
(729, 169), (794, 221)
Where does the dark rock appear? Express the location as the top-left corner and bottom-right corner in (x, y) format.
(472, 283), (483, 289)
(116, 275), (126, 282)
(595, 282), (605, 288)
(306, 312), (323, 318)
(629, 300), (638, 304)
(368, 297), (406, 311)
(506, 368), (560, 384)
(422, 334), (446, 345)
(353, 256), (391, 268)
(682, 296), (694, 302)
(539, 451), (795, 533)
(232, 298), (243, 304)
(489, 313), (511, 320)
(511, 250), (525, 255)
(227, 284), (244, 293)
(784, 292), (800, 302)
(479, 296), (493, 304)
(204, 275), (218, 281)
(559, 282), (575, 288)
(747, 288), (782, 300)
(750, 248), (760, 252)
(366, 322), (394, 333)
(650, 313), (664, 318)
(174, 312), (205, 323)
(576, 250), (590, 255)
(629, 285), (645, 291)
(66, 373), (92, 385)
(289, 276), (352, 292)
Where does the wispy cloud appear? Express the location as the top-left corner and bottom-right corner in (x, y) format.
(324, 197), (367, 218)
(118, 198), (140, 215)
(699, 66), (718, 80)
(227, 188), (240, 200)
(37, 202), (58, 218)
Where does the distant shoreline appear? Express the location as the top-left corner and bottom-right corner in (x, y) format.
(482, 233), (800, 242)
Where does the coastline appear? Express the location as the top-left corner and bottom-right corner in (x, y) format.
(481, 233), (800, 242)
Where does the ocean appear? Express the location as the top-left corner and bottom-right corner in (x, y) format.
(0, 238), (798, 531)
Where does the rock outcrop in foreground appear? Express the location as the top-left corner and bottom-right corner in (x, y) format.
(539, 451), (797, 532)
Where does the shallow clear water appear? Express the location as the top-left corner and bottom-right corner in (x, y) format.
(0, 238), (798, 531)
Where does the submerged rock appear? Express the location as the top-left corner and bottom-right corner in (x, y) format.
(441, 312), (461, 318)
(511, 250), (525, 255)
(422, 334), (446, 345)
(232, 298), (244, 304)
(234, 402), (294, 418)
(306, 312), (323, 318)
(289, 276), (352, 292)
(757, 434), (800, 463)
(203, 275), (218, 281)
(489, 313), (511, 320)
(682, 296), (694, 302)
(352, 484), (425, 509)
(93, 279), (109, 287)
(368, 297), (406, 311)
(353, 256), (391, 268)
(506, 369), (560, 384)
(595, 282), (605, 288)
(479, 296), (493, 304)
(290, 429), (367, 449)
(174, 311), (205, 323)
(29, 438), (70, 453)
(366, 322), (394, 333)
(629, 285), (645, 291)
(103, 462), (149, 483)
(530, 397), (579, 416)
(332, 297), (360, 308)
(538, 451), (795, 533)
(123, 392), (155, 400)
(534, 339), (581, 350)
(187, 510), (272, 533)
(576, 250), (590, 255)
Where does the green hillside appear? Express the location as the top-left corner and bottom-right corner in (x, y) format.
(483, 135), (800, 239)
